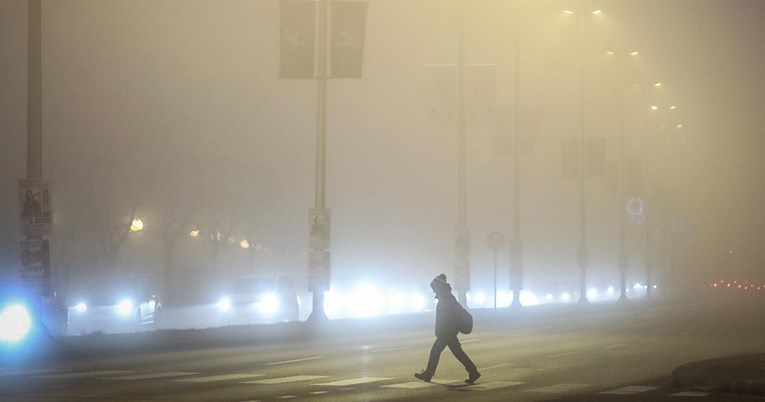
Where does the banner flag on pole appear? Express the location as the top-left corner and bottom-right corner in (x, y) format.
(330, 1), (368, 78)
(280, 1), (316, 79)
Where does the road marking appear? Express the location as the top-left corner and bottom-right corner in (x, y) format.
(173, 374), (263, 383)
(369, 346), (413, 353)
(38, 370), (134, 379)
(671, 391), (710, 397)
(466, 381), (525, 391)
(430, 378), (461, 385)
(383, 381), (435, 389)
(527, 383), (591, 393)
(313, 377), (393, 386)
(308, 391), (328, 395)
(2, 369), (64, 377)
(482, 363), (511, 371)
(548, 351), (579, 358)
(245, 375), (329, 385)
(461, 339), (481, 344)
(267, 356), (323, 365)
(106, 372), (198, 380)
(604, 343), (627, 349)
(277, 396), (296, 399)
(600, 385), (660, 395)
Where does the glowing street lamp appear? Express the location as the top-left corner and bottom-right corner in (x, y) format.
(130, 218), (144, 232)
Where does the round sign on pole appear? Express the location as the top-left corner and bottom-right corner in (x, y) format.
(487, 232), (505, 250)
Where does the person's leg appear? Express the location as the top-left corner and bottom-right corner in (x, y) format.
(446, 336), (481, 383)
(446, 336), (476, 372)
(416, 337), (447, 380)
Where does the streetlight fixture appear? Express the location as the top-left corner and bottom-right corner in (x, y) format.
(130, 218), (144, 233)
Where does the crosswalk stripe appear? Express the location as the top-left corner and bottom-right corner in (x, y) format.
(600, 385), (660, 395)
(244, 375), (328, 385)
(527, 383), (591, 393)
(670, 391), (710, 397)
(268, 356), (323, 365)
(37, 370), (134, 379)
(382, 381), (435, 389)
(549, 351), (579, 358)
(466, 381), (525, 391)
(106, 372), (198, 380)
(2, 369), (64, 377)
(313, 377), (393, 386)
(430, 378), (462, 385)
(172, 373), (263, 383)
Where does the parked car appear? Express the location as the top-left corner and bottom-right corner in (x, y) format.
(67, 275), (161, 335)
(216, 275), (299, 324)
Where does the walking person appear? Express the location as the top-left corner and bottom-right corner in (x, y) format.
(414, 274), (481, 384)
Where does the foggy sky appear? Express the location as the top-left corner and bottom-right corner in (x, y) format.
(2, 0), (765, 296)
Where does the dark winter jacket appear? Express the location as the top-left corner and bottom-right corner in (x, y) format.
(434, 291), (460, 338)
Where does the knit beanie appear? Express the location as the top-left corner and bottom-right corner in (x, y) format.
(430, 273), (451, 293)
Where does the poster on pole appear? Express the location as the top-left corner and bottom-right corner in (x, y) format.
(309, 208), (331, 251)
(308, 250), (330, 292)
(18, 179), (52, 237)
(19, 239), (50, 297)
(308, 208), (331, 292)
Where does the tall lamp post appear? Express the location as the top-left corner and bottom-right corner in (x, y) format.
(509, 0), (523, 309)
(647, 94), (681, 298)
(454, 0), (470, 306)
(606, 49), (640, 302)
(563, 8), (602, 304)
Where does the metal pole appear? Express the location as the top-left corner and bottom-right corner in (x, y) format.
(27, 0), (42, 180)
(509, 0), (523, 308)
(493, 248), (497, 310)
(455, 0), (469, 306)
(309, 0), (329, 321)
(618, 81), (628, 302)
(577, 15), (589, 304)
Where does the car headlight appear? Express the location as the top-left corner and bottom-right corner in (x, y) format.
(257, 293), (279, 315)
(0, 304), (32, 343)
(217, 297), (231, 312)
(117, 299), (134, 316)
(73, 302), (87, 313)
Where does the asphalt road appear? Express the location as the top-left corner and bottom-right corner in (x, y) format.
(1, 296), (762, 401)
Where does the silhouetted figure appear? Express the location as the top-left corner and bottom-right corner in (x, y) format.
(414, 274), (480, 384)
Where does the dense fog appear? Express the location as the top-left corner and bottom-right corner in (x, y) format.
(2, 0), (764, 308)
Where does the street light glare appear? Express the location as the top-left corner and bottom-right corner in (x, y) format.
(654, 82), (663, 87)
(630, 51), (639, 56)
(130, 218), (144, 232)
(591, 9), (603, 15)
(563, 10), (574, 14)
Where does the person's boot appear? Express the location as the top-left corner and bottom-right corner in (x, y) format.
(414, 370), (432, 382)
(465, 370), (481, 384)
